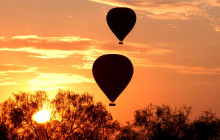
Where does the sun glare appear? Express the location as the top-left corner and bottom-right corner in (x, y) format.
(33, 105), (51, 123)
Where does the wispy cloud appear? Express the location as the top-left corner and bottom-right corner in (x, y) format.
(72, 62), (94, 70)
(1, 35), (218, 76)
(0, 82), (21, 86)
(0, 47), (93, 59)
(146, 48), (173, 55)
(0, 35), (95, 51)
(0, 65), (38, 86)
(28, 73), (94, 90)
(0, 64), (29, 70)
(90, 0), (202, 20)
(0, 37), (6, 40)
(90, 0), (220, 32)
(0, 65), (37, 75)
(138, 61), (220, 75)
(11, 35), (91, 42)
(209, 0), (220, 7)
(0, 36), (172, 59)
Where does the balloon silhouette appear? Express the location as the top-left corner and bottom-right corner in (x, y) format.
(107, 7), (136, 45)
(92, 54), (133, 106)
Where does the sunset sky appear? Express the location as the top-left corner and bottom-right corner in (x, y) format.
(0, 0), (220, 123)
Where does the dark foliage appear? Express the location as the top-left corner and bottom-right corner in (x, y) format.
(0, 90), (120, 140)
(0, 122), (9, 140)
(116, 104), (220, 140)
(1, 91), (220, 140)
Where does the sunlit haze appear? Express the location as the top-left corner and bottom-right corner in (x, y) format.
(33, 106), (51, 123)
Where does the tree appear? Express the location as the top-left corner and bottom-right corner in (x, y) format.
(192, 110), (220, 140)
(50, 90), (120, 140)
(0, 90), (120, 140)
(116, 104), (220, 140)
(114, 122), (143, 140)
(0, 122), (9, 140)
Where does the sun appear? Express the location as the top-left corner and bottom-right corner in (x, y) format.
(33, 106), (51, 123)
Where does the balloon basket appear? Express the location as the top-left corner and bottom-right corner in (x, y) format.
(119, 41), (123, 45)
(109, 103), (116, 106)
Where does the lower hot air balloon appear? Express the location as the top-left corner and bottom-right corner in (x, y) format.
(92, 54), (133, 106)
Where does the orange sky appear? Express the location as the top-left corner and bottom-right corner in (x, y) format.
(0, 0), (220, 123)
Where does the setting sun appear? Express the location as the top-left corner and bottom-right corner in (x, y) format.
(33, 107), (51, 123)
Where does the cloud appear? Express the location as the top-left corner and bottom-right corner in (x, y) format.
(2, 35), (218, 76)
(90, 0), (202, 20)
(90, 0), (220, 32)
(209, 0), (220, 7)
(0, 64), (29, 71)
(0, 65), (37, 75)
(146, 48), (173, 55)
(0, 77), (19, 86)
(0, 36), (172, 59)
(0, 37), (5, 40)
(28, 73), (95, 90)
(68, 49), (220, 76)
(138, 61), (220, 75)
(0, 35), (95, 51)
(0, 82), (21, 86)
(90, 0), (220, 31)
(11, 35), (91, 42)
(200, 3), (220, 32)
(4, 34), (217, 76)
(0, 47), (92, 59)
(72, 62), (93, 69)
(0, 65), (37, 86)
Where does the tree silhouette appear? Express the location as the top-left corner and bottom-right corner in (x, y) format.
(0, 122), (9, 140)
(1, 92), (220, 140)
(192, 110), (220, 140)
(116, 104), (220, 140)
(0, 90), (120, 140)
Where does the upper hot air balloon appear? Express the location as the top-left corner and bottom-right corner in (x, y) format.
(107, 7), (136, 45)
(92, 54), (133, 106)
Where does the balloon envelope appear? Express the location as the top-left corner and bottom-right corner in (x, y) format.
(107, 7), (136, 44)
(92, 54), (133, 104)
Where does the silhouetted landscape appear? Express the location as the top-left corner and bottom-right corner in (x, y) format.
(0, 90), (219, 140)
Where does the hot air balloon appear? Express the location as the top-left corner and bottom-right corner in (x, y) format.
(107, 7), (136, 45)
(92, 54), (133, 106)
